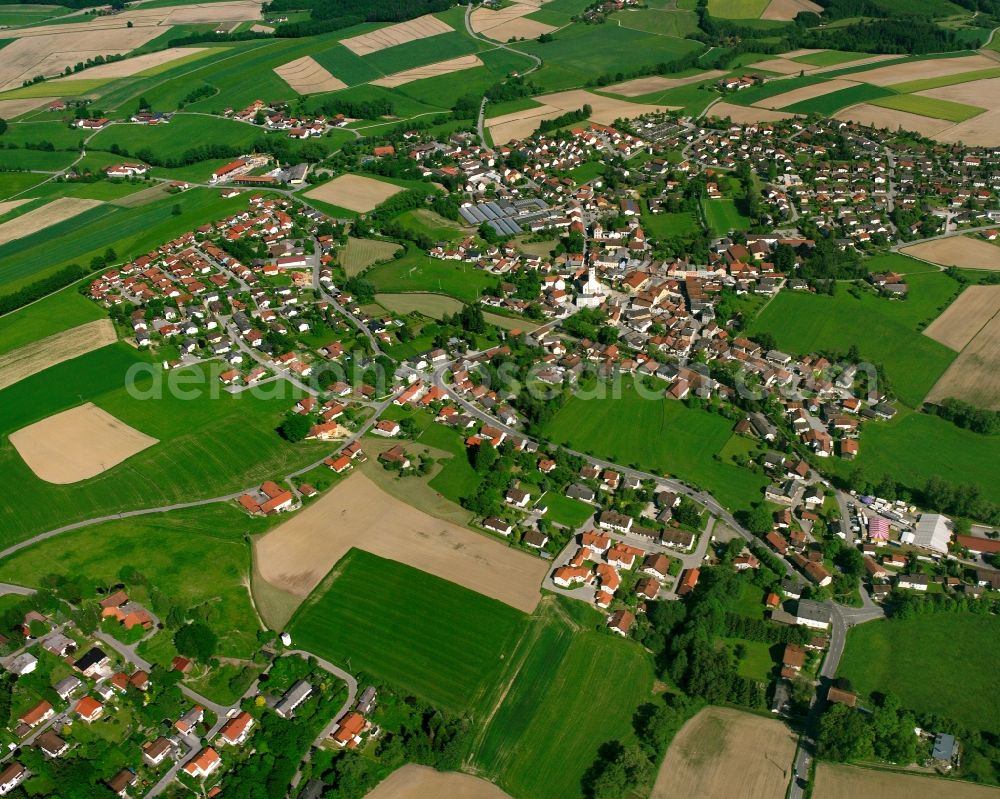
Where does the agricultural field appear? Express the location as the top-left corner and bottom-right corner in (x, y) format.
(0, 197), (101, 248)
(366, 245), (497, 302)
(304, 174), (404, 214)
(337, 236), (401, 277)
(782, 83), (894, 115)
(88, 114), (262, 161)
(926, 304), (1000, 409)
(707, 0), (770, 18)
(543, 382), (768, 511)
(0, 503), (267, 659)
(902, 235), (1000, 270)
(869, 92), (984, 122)
(469, 598), (655, 799)
(0, 287), (104, 357)
(288, 549), (526, 715)
(365, 766), (513, 799)
(749, 269), (961, 407)
(790, 50), (868, 67)
(704, 198), (751, 236)
(814, 763), (1000, 799)
(616, 7), (699, 37)
(838, 613), (1000, 733)
(0, 343), (326, 546)
(923, 285), (1000, 351)
(0, 318), (115, 391)
(650, 707), (796, 799)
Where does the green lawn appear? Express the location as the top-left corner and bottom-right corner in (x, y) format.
(0, 504), (266, 659)
(0, 149), (77, 171)
(366, 245), (497, 302)
(783, 83), (895, 115)
(0, 172), (48, 200)
(538, 491), (594, 529)
(469, 599), (655, 799)
(395, 208), (465, 243)
(289, 549), (525, 714)
(544, 381), (767, 511)
(0, 344), (327, 545)
(749, 271), (960, 407)
(707, 0), (769, 17)
(703, 198), (750, 236)
(870, 93), (984, 122)
(643, 208), (700, 240)
(0, 289), (104, 356)
(417, 421), (483, 505)
(838, 613), (1000, 733)
(726, 637), (775, 681)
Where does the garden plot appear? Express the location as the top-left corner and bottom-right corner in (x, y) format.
(606, 70), (726, 97)
(0, 319), (116, 391)
(254, 472), (547, 612)
(340, 14), (453, 56)
(60, 47), (209, 80)
(0, 197), (102, 246)
(704, 101), (798, 123)
(834, 103), (954, 137)
(923, 285), (1000, 351)
(371, 54), (484, 87)
(470, 0), (555, 41)
(10, 402), (158, 484)
(755, 78), (859, 109)
(274, 55), (347, 94)
(760, 0), (822, 20)
(304, 174), (403, 213)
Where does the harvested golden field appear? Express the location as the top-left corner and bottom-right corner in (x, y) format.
(274, 55), (346, 94)
(254, 472), (547, 611)
(338, 236), (401, 276)
(304, 174), (404, 213)
(651, 707), (796, 799)
(757, 78), (859, 109)
(340, 14), (452, 56)
(935, 108), (1000, 145)
(364, 766), (513, 799)
(371, 54), (484, 88)
(0, 198), (31, 218)
(470, 1), (554, 41)
(902, 235), (1000, 270)
(920, 75), (1000, 106)
(487, 89), (678, 144)
(760, 0), (822, 20)
(927, 310), (1000, 409)
(834, 103), (953, 137)
(843, 54), (997, 86)
(814, 764), (1000, 799)
(809, 54), (898, 74)
(60, 46), (208, 80)
(746, 58), (805, 75)
(923, 285), (1000, 351)
(0, 319), (116, 391)
(10, 402), (158, 484)
(705, 101), (798, 123)
(606, 70), (726, 97)
(0, 197), (102, 246)
(0, 97), (57, 118)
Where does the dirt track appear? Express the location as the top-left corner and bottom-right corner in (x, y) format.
(0, 197), (102, 246)
(254, 471), (547, 612)
(651, 707), (796, 799)
(364, 765), (513, 799)
(10, 401), (158, 484)
(0, 319), (116, 391)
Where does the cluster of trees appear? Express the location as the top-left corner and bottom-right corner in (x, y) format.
(455, 76), (539, 119)
(843, 469), (1000, 526)
(819, 694), (917, 763)
(562, 308), (618, 344)
(371, 187), (431, 220)
(313, 96), (395, 121)
(536, 104), (591, 135)
(270, 0), (449, 37)
(0, 264), (87, 315)
(926, 397), (1000, 435)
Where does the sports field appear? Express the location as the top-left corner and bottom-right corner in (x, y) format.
(0, 503), (266, 658)
(469, 599), (655, 799)
(814, 763), (1000, 799)
(289, 549), (525, 715)
(651, 707), (795, 799)
(838, 613), (1000, 733)
(543, 381), (767, 511)
(749, 271), (959, 407)
(0, 344), (326, 546)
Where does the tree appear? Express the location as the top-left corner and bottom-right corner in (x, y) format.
(279, 412), (312, 443)
(819, 703), (874, 761)
(673, 497), (701, 528)
(0, 118), (7, 136)
(744, 505), (773, 535)
(174, 622), (217, 661)
(172, 203), (182, 216)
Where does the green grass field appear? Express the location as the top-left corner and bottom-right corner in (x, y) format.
(870, 92), (984, 122)
(0, 78), (109, 100)
(0, 344), (327, 545)
(311, 44), (383, 86)
(0, 187), (249, 292)
(790, 50), (867, 67)
(704, 198), (750, 236)
(361, 30), (478, 75)
(289, 549), (524, 714)
(0, 172), (48, 200)
(783, 83), (895, 115)
(366, 245), (496, 303)
(749, 269), (960, 407)
(538, 491), (595, 528)
(838, 613), (1000, 733)
(725, 75), (827, 106)
(0, 504), (266, 658)
(616, 7), (699, 37)
(0, 5), (72, 25)
(544, 381), (767, 511)
(643, 208), (700, 239)
(707, 0), (769, 17)
(89, 114), (261, 161)
(395, 208), (465, 243)
(887, 65), (1000, 93)
(0, 289), (104, 356)
(470, 599), (655, 799)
